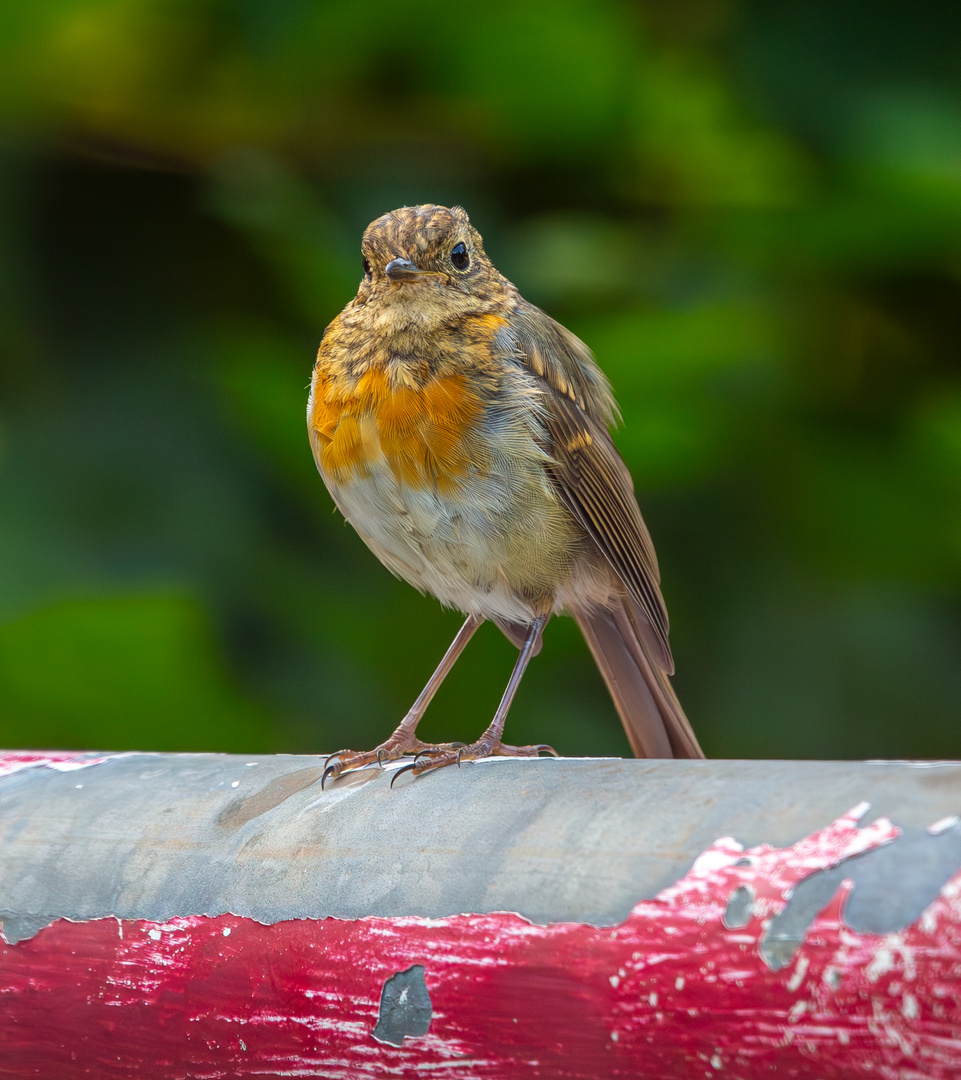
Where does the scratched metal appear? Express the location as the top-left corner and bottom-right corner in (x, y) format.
(2, 804), (961, 1078)
(0, 753), (959, 944)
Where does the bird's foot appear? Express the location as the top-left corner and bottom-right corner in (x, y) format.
(322, 739), (463, 788)
(389, 738), (557, 786)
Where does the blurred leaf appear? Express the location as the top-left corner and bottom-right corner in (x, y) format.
(631, 52), (809, 207)
(578, 302), (781, 484)
(205, 148), (356, 322)
(0, 594), (275, 751)
(209, 319), (317, 487)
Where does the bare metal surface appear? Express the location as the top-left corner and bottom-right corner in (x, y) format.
(0, 754), (959, 943)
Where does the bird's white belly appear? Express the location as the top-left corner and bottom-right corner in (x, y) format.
(325, 460), (556, 624)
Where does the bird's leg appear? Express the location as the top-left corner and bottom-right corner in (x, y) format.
(394, 614), (557, 782)
(322, 614), (483, 786)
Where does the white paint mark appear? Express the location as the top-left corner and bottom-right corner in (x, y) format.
(231, 780), (240, 788)
(609, 974), (620, 988)
(867, 933), (916, 983)
(928, 815), (959, 835)
(786, 955), (809, 992)
(223, 927), (231, 937)
(473, 755), (563, 765)
(245, 762), (258, 767)
(298, 779), (372, 816)
(902, 993), (919, 1020)
(866, 945), (895, 983)
(649, 992), (658, 1007)
(943, 877), (961, 900)
(823, 967), (841, 990)
(239, 1039), (247, 1051)
(711, 1053), (723, 1070)
(148, 929), (162, 941)
(75, 784), (83, 789)
(0, 754), (109, 779)
(610, 1031), (619, 1043)
(787, 1001), (807, 1022)
(49, 758), (109, 772)
(847, 800), (871, 822)
(675, 976), (685, 991)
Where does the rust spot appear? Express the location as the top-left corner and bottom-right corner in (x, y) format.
(217, 768), (324, 830)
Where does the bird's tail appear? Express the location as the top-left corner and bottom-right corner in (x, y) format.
(574, 600), (703, 759)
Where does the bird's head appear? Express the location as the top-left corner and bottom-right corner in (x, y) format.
(354, 205), (506, 318)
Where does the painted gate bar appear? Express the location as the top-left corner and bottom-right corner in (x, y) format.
(0, 750), (959, 1079)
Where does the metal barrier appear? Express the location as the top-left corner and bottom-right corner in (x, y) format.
(0, 750), (959, 1078)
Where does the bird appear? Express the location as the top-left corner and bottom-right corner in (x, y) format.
(308, 204), (703, 783)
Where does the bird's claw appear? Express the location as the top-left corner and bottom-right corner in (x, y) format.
(320, 739), (464, 789)
(321, 737), (556, 789)
(321, 760), (343, 790)
(390, 739), (559, 783)
(389, 761), (419, 788)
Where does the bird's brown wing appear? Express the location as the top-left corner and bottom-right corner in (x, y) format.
(499, 303), (673, 672)
(544, 392), (674, 672)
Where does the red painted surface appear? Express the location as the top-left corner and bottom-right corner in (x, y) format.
(1, 803), (960, 1079)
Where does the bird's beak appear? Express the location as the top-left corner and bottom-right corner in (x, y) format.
(385, 257), (430, 283)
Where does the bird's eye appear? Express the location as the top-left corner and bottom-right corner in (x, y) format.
(450, 242), (470, 271)
(362, 256), (372, 279)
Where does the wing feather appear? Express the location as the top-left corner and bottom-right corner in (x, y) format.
(497, 301), (674, 671)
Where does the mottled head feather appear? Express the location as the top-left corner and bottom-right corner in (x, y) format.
(358, 204), (501, 299)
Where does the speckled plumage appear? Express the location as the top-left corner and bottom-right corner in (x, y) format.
(309, 204), (702, 774)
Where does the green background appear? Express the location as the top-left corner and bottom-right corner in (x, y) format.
(1, 0), (960, 760)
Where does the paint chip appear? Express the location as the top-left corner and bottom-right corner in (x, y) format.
(723, 885), (753, 929)
(372, 964), (432, 1047)
(928, 816), (959, 836)
(786, 955), (809, 992)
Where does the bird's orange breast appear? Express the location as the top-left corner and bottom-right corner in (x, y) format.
(310, 365), (488, 494)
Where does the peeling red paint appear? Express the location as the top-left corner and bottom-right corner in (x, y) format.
(0, 750), (109, 779)
(0, 805), (959, 1078)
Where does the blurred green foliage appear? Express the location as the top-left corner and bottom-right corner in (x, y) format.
(1, 0), (959, 759)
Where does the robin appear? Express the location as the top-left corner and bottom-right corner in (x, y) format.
(309, 204), (703, 783)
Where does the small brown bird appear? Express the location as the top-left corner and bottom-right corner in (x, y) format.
(309, 205), (703, 782)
